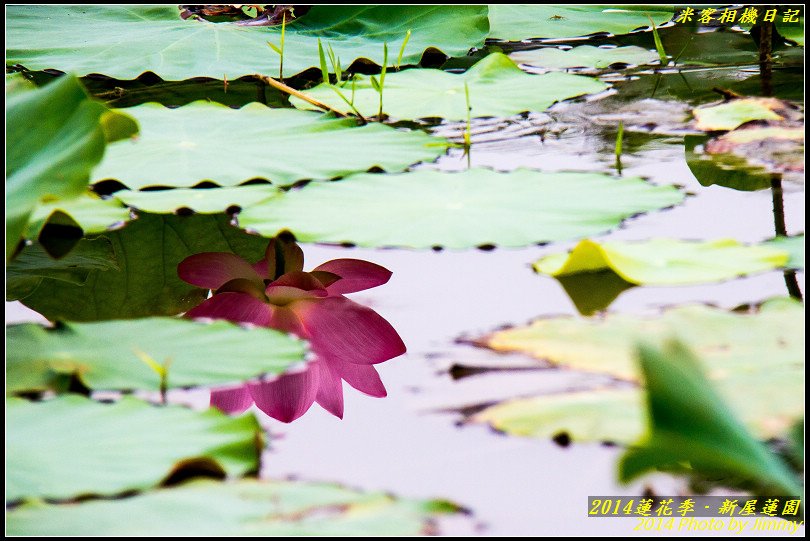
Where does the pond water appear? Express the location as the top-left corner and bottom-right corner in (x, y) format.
(6, 12), (805, 536)
(7, 81), (803, 536)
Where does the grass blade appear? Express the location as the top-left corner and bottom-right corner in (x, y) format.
(330, 86), (367, 123)
(647, 14), (668, 66)
(396, 29), (412, 70)
(327, 43), (342, 83)
(378, 43), (388, 119)
(317, 38), (329, 84)
(279, 12), (286, 80)
(463, 82), (472, 149)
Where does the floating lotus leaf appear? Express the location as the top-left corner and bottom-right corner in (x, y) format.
(238, 169), (684, 249)
(486, 300), (804, 381)
(92, 103), (446, 189)
(534, 238), (790, 285)
(692, 98), (784, 132)
(473, 300), (804, 443)
(510, 45), (659, 69)
(720, 126), (804, 144)
(6, 5), (489, 79)
(700, 127), (805, 180)
(472, 388), (644, 443)
(6, 238), (117, 301)
(116, 185), (280, 214)
(776, 15), (805, 46)
(487, 5), (673, 41)
(6, 396), (261, 501)
(5, 74), (136, 260)
(28, 193), (133, 236)
(7, 318), (306, 394)
(765, 235), (804, 270)
(291, 53), (608, 120)
(685, 134), (774, 192)
(20, 213), (270, 321)
(6, 479), (461, 535)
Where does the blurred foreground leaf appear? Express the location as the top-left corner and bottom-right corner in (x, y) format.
(5, 74), (136, 260)
(619, 341), (802, 497)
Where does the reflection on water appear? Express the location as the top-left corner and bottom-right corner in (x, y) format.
(556, 271), (637, 316)
(177, 235), (405, 422)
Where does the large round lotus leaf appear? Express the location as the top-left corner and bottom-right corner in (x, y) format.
(6, 396), (261, 501)
(6, 479), (461, 535)
(488, 5), (673, 41)
(7, 318), (306, 395)
(534, 238), (790, 285)
(6, 5), (488, 79)
(92, 103), (446, 189)
(27, 187), (281, 235)
(238, 169), (684, 249)
(510, 45), (659, 69)
(291, 53), (607, 120)
(116, 185), (280, 214)
(475, 300), (804, 442)
(486, 300), (804, 381)
(5, 74), (136, 260)
(20, 213), (269, 321)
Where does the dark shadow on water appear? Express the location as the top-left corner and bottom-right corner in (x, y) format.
(556, 271), (637, 316)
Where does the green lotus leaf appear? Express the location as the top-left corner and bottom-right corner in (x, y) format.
(510, 45), (659, 69)
(472, 388), (644, 443)
(684, 134), (774, 192)
(6, 396), (261, 501)
(734, 6), (804, 47)
(116, 185), (280, 214)
(6, 5), (488, 79)
(238, 168), (684, 249)
(474, 300), (804, 443)
(91, 103), (445, 189)
(776, 14), (805, 46)
(6, 479), (461, 535)
(619, 341), (801, 497)
(28, 186), (281, 233)
(692, 98), (783, 132)
(20, 213), (269, 321)
(534, 238), (790, 285)
(486, 300), (803, 381)
(7, 318), (306, 395)
(291, 53), (608, 120)
(487, 5), (673, 41)
(6, 238), (118, 301)
(5, 74), (137, 260)
(764, 235), (804, 270)
(28, 193), (133, 237)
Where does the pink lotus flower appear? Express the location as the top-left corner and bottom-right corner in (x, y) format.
(178, 236), (406, 422)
